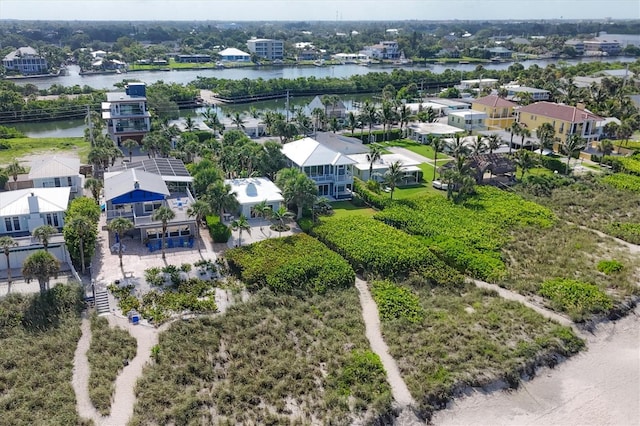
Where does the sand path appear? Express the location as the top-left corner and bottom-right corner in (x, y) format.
(354, 277), (416, 408)
(72, 313), (101, 423)
(432, 306), (640, 426)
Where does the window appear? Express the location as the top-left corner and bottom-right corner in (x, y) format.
(54, 177), (61, 187)
(45, 213), (59, 227)
(144, 202), (162, 213)
(4, 217), (21, 232)
(67, 177), (72, 186)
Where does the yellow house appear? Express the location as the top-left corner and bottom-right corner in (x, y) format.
(471, 95), (517, 130)
(516, 102), (603, 144)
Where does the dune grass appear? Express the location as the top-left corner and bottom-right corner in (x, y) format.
(130, 288), (393, 425)
(87, 313), (137, 416)
(0, 284), (87, 425)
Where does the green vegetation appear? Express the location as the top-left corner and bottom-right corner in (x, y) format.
(88, 313), (137, 416)
(606, 222), (640, 244)
(225, 234), (355, 292)
(0, 284), (85, 425)
(601, 172), (640, 192)
(375, 187), (554, 280)
(539, 278), (613, 321)
(597, 260), (624, 275)
(131, 288), (393, 425)
(0, 137), (89, 164)
(377, 276), (584, 418)
(331, 200), (377, 218)
(371, 280), (425, 323)
(380, 139), (439, 159)
(206, 215), (231, 243)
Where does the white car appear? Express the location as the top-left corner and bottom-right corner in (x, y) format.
(432, 180), (449, 190)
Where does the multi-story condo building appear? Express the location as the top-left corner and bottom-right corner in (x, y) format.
(2, 46), (48, 75)
(360, 41), (401, 60)
(517, 102), (602, 144)
(102, 83), (151, 145)
(246, 38), (284, 60)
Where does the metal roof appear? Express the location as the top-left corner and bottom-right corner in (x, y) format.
(104, 169), (170, 202)
(28, 156), (80, 179)
(109, 158), (193, 183)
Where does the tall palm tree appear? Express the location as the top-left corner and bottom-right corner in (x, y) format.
(561, 134), (587, 175)
(311, 107), (325, 132)
(152, 206), (176, 259)
(5, 160), (25, 190)
(281, 172), (317, 219)
(596, 139), (614, 164)
(380, 101), (396, 142)
(122, 138), (139, 163)
(67, 216), (94, 274)
(231, 112), (246, 130)
(231, 214), (251, 247)
(186, 200), (210, 251)
(430, 136), (447, 181)
(384, 161), (404, 200)
(184, 115), (197, 132)
(535, 122), (556, 155)
(0, 236), (18, 290)
(448, 133), (470, 160)
(270, 206), (294, 237)
(363, 100), (378, 139)
(519, 127), (532, 150)
(513, 149), (536, 179)
(346, 111), (358, 135)
(22, 250), (60, 294)
(367, 144), (384, 181)
(107, 216), (133, 266)
(508, 122), (522, 154)
(486, 133), (502, 154)
(84, 178), (103, 203)
(398, 104), (413, 137)
(470, 135), (487, 156)
(251, 199), (271, 230)
(32, 225), (57, 252)
(206, 181), (239, 220)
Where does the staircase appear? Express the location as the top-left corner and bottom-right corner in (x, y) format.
(94, 290), (110, 315)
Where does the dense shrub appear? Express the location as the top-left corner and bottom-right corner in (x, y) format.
(613, 154), (640, 175)
(539, 278), (613, 321)
(88, 314), (137, 416)
(297, 217), (314, 233)
(312, 215), (455, 280)
(353, 129), (403, 143)
(206, 215), (231, 243)
(0, 125), (25, 138)
(332, 350), (390, 403)
(225, 234), (354, 292)
(537, 154), (567, 173)
(353, 178), (391, 210)
(371, 280), (424, 323)
(597, 260), (624, 275)
(0, 170), (8, 188)
(519, 174), (573, 197)
(601, 173), (640, 192)
(374, 187), (554, 280)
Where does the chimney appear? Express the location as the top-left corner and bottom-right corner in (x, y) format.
(28, 192), (39, 214)
(576, 102), (586, 110)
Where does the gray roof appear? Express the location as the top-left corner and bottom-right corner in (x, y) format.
(313, 132), (369, 155)
(28, 156), (80, 179)
(104, 169), (170, 202)
(106, 92), (147, 102)
(108, 158), (193, 183)
(3, 46), (40, 60)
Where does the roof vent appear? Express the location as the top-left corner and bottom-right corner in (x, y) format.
(134, 181), (140, 189)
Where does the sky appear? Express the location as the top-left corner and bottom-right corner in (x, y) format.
(0, 0), (637, 21)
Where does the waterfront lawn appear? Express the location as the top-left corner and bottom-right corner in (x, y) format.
(131, 288), (393, 425)
(376, 276), (584, 420)
(380, 139), (450, 162)
(331, 200), (378, 218)
(0, 284), (85, 425)
(0, 137), (89, 164)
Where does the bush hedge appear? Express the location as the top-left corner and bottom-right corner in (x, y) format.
(225, 233), (355, 293)
(371, 280), (425, 323)
(601, 173), (640, 192)
(206, 215), (231, 243)
(597, 260), (624, 275)
(353, 129), (403, 143)
(353, 178), (391, 210)
(539, 278), (613, 321)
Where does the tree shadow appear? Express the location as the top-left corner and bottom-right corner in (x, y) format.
(21, 283), (84, 332)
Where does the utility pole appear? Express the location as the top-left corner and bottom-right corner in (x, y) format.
(86, 105), (95, 146)
(285, 90), (290, 122)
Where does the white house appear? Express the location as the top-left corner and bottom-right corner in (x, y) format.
(0, 187), (71, 272)
(28, 156), (83, 194)
(281, 137), (356, 200)
(224, 177), (284, 218)
(308, 95), (347, 119)
(407, 122), (464, 144)
(2, 46), (48, 75)
(348, 152), (422, 184)
(218, 48), (251, 62)
(447, 110), (488, 131)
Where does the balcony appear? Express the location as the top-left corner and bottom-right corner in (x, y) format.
(107, 192), (196, 228)
(309, 173), (352, 183)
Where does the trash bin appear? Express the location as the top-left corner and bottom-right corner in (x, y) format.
(131, 315), (140, 325)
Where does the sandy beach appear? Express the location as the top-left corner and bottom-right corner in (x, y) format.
(432, 307), (640, 426)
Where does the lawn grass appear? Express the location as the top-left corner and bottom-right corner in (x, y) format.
(331, 200), (378, 218)
(131, 288), (393, 425)
(0, 284), (86, 425)
(380, 139), (438, 160)
(376, 276), (584, 420)
(0, 137), (89, 165)
(87, 313), (137, 416)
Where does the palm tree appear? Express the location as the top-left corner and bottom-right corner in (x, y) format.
(398, 104), (413, 137)
(448, 133), (470, 160)
(67, 216), (94, 274)
(312, 196), (333, 223)
(270, 206), (295, 237)
(367, 144), (384, 181)
(513, 149), (536, 179)
(251, 199), (271, 230)
(384, 161), (404, 200)
(596, 139), (614, 164)
(380, 101), (396, 142)
(231, 112), (246, 130)
(107, 217), (133, 267)
(470, 135), (487, 156)
(84, 178), (103, 203)
(486, 133), (502, 154)
(0, 236), (18, 290)
(280, 171), (317, 219)
(206, 180), (239, 220)
(535, 122), (556, 155)
(32, 225), (57, 252)
(362, 100), (378, 139)
(22, 250), (60, 294)
(508, 122), (522, 154)
(184, 115), (197, 132)
(561, 134), (587, 175)
(346, 111), (358, 135)
(519, 127), (532, 150)
(430, 136), (447, 181)
(152, 206), (176, 259)
(311, 107), (325, 132)
(231, 214), (251, 247)
(5, 160), (25, 190)
(186, 200), (210, 251)
(122, 138), (139, 163)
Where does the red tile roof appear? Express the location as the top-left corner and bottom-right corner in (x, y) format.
(518, 102), (602, 123)
(472, 95), (517, 108)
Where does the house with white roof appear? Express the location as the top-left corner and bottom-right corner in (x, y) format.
(224, 177), (284, 218)
(348, 152), (422, 184)
(28, 156), (83, 194)
(448, 110), (488, 131)
(308, 96), (347, 119)
(2, 46), (48, 75)
(218, 47), (251, 62)
(0, 187), (71, 273)
(407, 122), (462, 144)
(104, 159), (196, 249)
(102, 82), (152, 145)
(281, 137), (356, 200)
